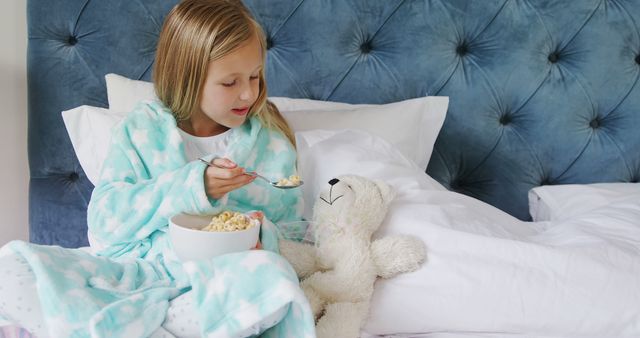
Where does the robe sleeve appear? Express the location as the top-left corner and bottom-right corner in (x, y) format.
(87, 120), (217, 257)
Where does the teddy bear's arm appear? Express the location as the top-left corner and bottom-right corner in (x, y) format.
(278, 239), (319, 279)
(371, 235), (426, 278)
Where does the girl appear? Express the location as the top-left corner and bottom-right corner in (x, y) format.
(0, 0), (315, 337)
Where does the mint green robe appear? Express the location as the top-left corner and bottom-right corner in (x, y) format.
(1, 101), (314, 338)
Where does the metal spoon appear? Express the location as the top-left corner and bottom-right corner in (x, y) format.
(199, 158), (303, 189)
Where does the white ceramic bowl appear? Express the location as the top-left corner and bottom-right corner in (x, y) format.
(169, 212), (260, 261)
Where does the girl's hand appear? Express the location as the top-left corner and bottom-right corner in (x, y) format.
(203, 158), (255, 199)
(246, 210), (264, 222)
(251, 240), (263, 250)
(247, 211), (264, 250)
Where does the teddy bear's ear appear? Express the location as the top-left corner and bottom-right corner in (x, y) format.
(373, 179), (395, 205)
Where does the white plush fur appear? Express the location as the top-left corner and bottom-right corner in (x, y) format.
(279, 175), (426, 338)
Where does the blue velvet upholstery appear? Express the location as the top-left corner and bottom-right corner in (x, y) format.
(27, 0), (640, 248)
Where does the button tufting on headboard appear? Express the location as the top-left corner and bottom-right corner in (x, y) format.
(266, 37), (273, 50)
(548, 52), (560, 63)
(589, 118), (600, 129)
(635, 54), (640, 64)
(360, 41), (373, 54)
(67, 36), (77, 45)
(68, 172), (79, 182)
(448, 178), (460, 191)
(456, 43), (468, 56)
(499, 114), (512, 126)
(540, 178), (553, 186)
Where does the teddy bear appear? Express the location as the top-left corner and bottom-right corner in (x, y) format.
(279, 175), (426, 338)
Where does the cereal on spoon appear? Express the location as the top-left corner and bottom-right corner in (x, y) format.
(275, 175), (302, 187)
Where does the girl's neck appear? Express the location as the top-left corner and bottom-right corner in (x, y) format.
(179, 116), (229, 137)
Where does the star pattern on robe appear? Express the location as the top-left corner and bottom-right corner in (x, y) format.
(101, 167), (115, 182)
(267, 135), (288, 156)
(156, 172), (174, 186)
(103, 217), (120, 232)
(291, 293), (305, 320)
(76, 259), (99, 275)
(127, 150), (142, 168)
(185, 169), (201, 189)
(205, 270), (231, 297)
(131, 130), (149, 146)
(118, 319), (146, 338)
(157, 196), (175, 218)
(94, 195), (109, 211)
(244, 151), (258, 169)
(240, 251), (273, 273)
(169, 130), (182, 149)
(118, 304), (137, 316)
(152, 150), (170, 166)
(232, 299), (262, 330)
(133, 192), (153, 214)
(245, 184), (269, 205)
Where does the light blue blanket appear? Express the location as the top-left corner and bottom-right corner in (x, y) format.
(2, 101), (314, 338)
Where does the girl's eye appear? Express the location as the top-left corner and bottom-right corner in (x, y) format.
(222, 80), (236, 87)
(250, 75), (259, 81)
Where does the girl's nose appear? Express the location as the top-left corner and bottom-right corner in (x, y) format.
(239, 82), (255, 102)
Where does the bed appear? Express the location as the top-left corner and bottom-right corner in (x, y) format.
(22, 0), (640, 337)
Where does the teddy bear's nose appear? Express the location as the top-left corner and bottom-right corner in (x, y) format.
(328, 178), (340, 186)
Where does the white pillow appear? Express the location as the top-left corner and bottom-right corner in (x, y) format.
(104, 73), (156, 113)
(61, 106), (126, 185)
(528, 182), (640, 222)
(295, 128), (446, 220)
(281, 97), (447, 170)
(104, 73), (449, 169)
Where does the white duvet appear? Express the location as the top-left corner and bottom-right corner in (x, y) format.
(297, 129), (640, 338)
(366, 183), (640, 337)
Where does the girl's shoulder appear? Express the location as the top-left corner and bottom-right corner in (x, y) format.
(230, 116), (294, 155)
(245, 117), (289, 143)
(252, 117), (295, 154)
(118, 100), (176, 130)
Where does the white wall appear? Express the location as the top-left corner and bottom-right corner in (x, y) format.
(0, 0), (29, 246)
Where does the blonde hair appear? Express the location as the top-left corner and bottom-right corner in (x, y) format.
(153, 0), (295, 146)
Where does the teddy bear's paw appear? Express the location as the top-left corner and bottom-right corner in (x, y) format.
(371, 234), (426, 278)
(315, 301), (368, 338)
(278, 239), (318, 279)
(301, 281), (326, 319)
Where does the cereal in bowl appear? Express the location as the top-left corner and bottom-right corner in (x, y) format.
(201, 211), (258, 232)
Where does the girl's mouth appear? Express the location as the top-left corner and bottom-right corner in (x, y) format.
(231, 107), (249, 116)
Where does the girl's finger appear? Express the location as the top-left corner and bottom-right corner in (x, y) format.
(251, 240), (262, 250)
(211, 157), (237, 168)
(213, 173), (254, 189)
(206, 165), (245, 179)
(208, 176), (253, 197)
(247, 211), (264, 222)
(217, 176), (255, 193)
(206, 174), (254, 198)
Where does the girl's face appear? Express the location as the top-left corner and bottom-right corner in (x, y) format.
(192, 34), (263, 136)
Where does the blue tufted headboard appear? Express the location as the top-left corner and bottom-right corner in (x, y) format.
(28, 0), (640, 248)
